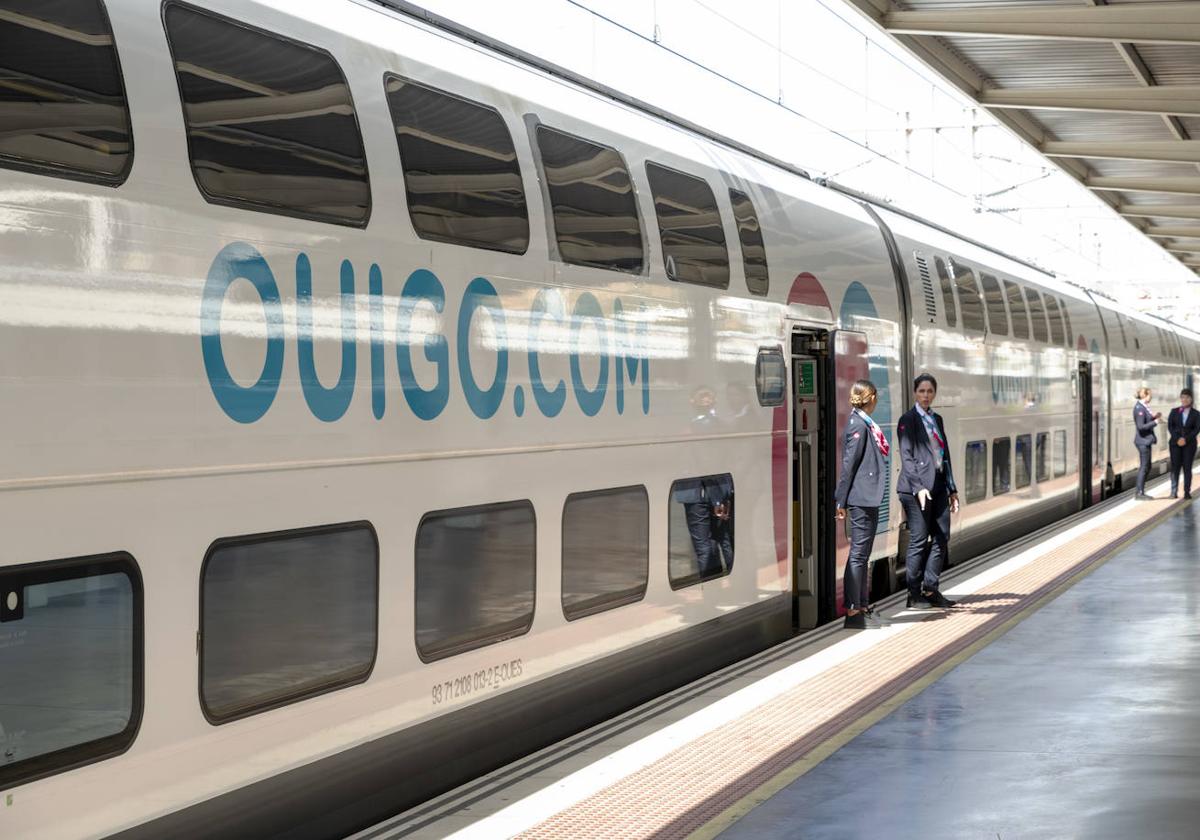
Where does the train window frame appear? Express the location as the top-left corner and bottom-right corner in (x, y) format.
(1113, 312), (1128, 349)
(198, 521), (379, 725)
(934, 257), (958, 328)
(1053, 429), (1068, 478)
(1024, 288), (1050, 343)
(964, 440), (988, 503)
(1003, 279), (1031, 339)
(992, 436), (1012, 496)
(0, 0), (135, 186)
(532, 123), (645, 274)
(729, 188), (769, 295)
(162, 1), (372, 228)
(645, 161), (730, 289)
(1015, 433), (1032, 489)
(1059, 297), (1075, 346)
(755, 346), (786, 406)
(1044, 296), (1066, 346)
(414, 499), (537, 662)
(0, 552), (144, 790)
(951, 260), (986, 334)
(980, 274), (1009, 337)
(383, 73), (530, 255)
(561, 485), (650, 621)
(668, 474), (735, 589)
(1036, 431), (1050, 482)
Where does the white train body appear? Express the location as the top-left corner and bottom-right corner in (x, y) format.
(1, 1), (1197, 837)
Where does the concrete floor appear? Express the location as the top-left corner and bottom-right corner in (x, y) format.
(720, 499), (1200, 840)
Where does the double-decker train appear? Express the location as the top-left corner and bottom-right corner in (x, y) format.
(2, 1), (1196, 837)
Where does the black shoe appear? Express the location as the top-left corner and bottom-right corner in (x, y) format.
(844, 612), (866, 630)
(925, 590), (957, 608)
(1186, 493), (1193, 500)
(906, 594), (934, 610)
(1170, 492), (1179, 499)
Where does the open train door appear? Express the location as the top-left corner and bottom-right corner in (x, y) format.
(1078, 361), (1095, 508)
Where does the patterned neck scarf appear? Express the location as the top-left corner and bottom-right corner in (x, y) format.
(916, 406), (945, 469)
(855, 409), (889, 456)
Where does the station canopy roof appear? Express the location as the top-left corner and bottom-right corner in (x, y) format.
(842, 0), (1200, 278)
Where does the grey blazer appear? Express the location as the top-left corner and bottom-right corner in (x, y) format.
(834, 411), (887, 509)
(1133, 401), (1158, 447)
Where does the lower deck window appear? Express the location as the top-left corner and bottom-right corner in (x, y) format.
(964, 441), (988, 503)
(0, 554), (141, 788)
(562, 486), (649, 620)
(1036, 432), (1050, 482)
(992, 437), (1011, 496)
(416, 501), (536, 661)
(1015, 434), (1032, 489)
(668, 474), (735, 587)
(1054, 429), (1068, 477)
(200, 523), (378, 723)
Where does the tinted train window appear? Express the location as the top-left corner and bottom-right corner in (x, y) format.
(964, 441), (987, 503)
(669, 474), (734, 588)
(1025, 289), (1050, 343)
(1113, 312), (1128, 348)
(0, 0), (132, 183)
(535, 126), (643, 273)
(646, 162), (729, 288)
(416, 500), (535, 661)
(164, 3), (370, 226)
(935, 257), (957, 328)
(1004, 279), (1030, 339)
(1054, 429), (1067, 477)
(992, 437), (1011, 495)
(1059, 298), (1075, 346)
(562, 486), (648, 620)
(384, 76), (528, 254)
(755, 346), (786, 406)
(0, 554), (141, 789)
(1036, 431), (1050, 482)
(980, 274), (1008, 336)
(1044, 296), (1066, 346)
(952, 262), (985, 333)
(1015, 433), (1032, 489)
(200, 524), (377, 722)
(730, 188), (768, 295)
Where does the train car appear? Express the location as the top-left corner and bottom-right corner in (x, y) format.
(0, 1), (1193, 838)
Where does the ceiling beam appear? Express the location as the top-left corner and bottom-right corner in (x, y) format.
(1042, 139), (1200, 164)
(884, 3), (1200, 45)
(1145, 225), (1200, 238)
(1118, 204), (1200, 220)
(1087, 176), (1200, 196)
(980, 84), (1200, 116)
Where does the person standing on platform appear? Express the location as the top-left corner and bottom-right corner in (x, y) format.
(1168, 388), (1199, 499)
(897, 373), (959, 610)
(1134, 387), (1161, 500)
(834, 380), (888, 630)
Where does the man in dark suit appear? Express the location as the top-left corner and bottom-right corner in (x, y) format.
(1133, 387), (1161, 500)
(897, 373), (959, 610)
(672, 474), (734, 578)
(1168, 388), (1199, 499)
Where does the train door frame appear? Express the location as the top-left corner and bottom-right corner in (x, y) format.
(1078, 360), (1095, 508)
(790, 326), (834, 629)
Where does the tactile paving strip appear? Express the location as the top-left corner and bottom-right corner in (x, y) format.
(516, 498), (1183, 840)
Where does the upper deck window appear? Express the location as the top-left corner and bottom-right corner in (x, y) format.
(384, 76), (528, 254)
(1044, 296), (1066, 346)
(730, 189), (769, 295)
(1025, 288), (1050, 343)
(646, 162), (729, 288)
(0, 0), (132, 183)
(164, 3), (371, 226)
(1003, 279), (1030, 339)
(534, 126), (643, 273)
(935, 258), (957, 328)
(952, 262), (986, 334)
(980, 274), (1008, 336)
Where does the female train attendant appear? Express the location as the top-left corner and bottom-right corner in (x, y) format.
(1134, 386), (1162, 500)
(834, 380), (889, 630)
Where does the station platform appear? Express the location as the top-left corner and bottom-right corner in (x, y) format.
(351, 476), (1199, 840)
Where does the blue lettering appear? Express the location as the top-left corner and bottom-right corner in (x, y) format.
(396, 268), (450, 421)
(614, 299), (650, 415)
(369, 263), (385, 420)
(528, 289), (567, 417)
(570, 292), (608, 417)
(458, 276), (508, 419)
(201, 242), (284, 424)
(296, 254), (357, 422)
